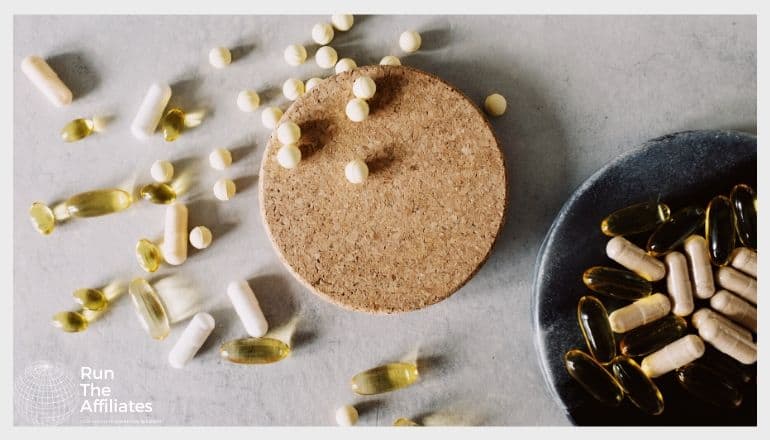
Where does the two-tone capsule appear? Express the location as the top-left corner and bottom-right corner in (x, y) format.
(705, 195), (736, 266)
(220, 337), (290, 364)
(619, 315), (687, 357)
(139, 183), (177, 204)
(676, 363), (743, 408)
(72, 288), (107, 311)
(65, 188), (132, 218)
(577, 296), (616, 363)
(646, 206), (705, 256)
(563, 349), (624, 406)
(611, 356), (664, 415)
(730, 184), (756, 249)
(128, 278), (170, 340)
(600, 201), (670, 236)
(582, 267), (652, 301)
(351, 362), (420, 395)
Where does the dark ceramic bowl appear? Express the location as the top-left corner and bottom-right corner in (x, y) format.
(532, 130), (757, 425)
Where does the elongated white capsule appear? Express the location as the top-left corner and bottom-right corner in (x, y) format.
(162, 203), (188, 265)
(606, 236), (666, 281)
(227, 280), (268, 337)
(683, 235), (715, 299)
(710, 290), (756, 333)
(609, 293), (670, 333)
(730, 247), (757, 277)
(716, 266), (756, 304)
(131, 83), (172, 140)
(698, 318), (757, 364)
(21, 55), (73, 107)
(641, 334), (705, 378)
(168, 312), (215, 368)
(665, 252), (694, 316)
(691, 308), (753, 342)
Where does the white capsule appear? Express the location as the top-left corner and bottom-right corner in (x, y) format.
(608, 293), (670, 333)
(335, 405), (359, 426)
(315, 46), (338, 69)
(716, 266), (756, 304)
(131, 83), (172, 140)
(189, 226), (213, 250)
(150, 160), (174, 183)
(284, 44), (307, 66)
(335, 58), (357, 74)
(21, 55), (73, 107)
(305, 77), (323, 91)
(168, 312), (215, 369)
(606, 236), (666, 281)
(276, 121), (301, 145)
(683, 235), (716, 299)
(276, 144), (302, 169)
(352, 76), (376, 100)
(730, 247), (757, 278)
(698, 318), (757, 364)
(664, 252), (694, 317)
(640, 335), (705, 378)
(209, 148), (233, 170)
(399, 30), (422, 53)
(161, 203), (188, 266)
(236, 89), (261, 112)
(331, 14), (354, 32)
(710, 290), (756, 332)
(312, 22), (335, 45)
(345, 98), (369, 122)
(261, 107), (284, 129)
(484, 93), (507, 117)
(345, 159), (369, 184)
(282, 78), (305, 101)
(691, 308), (753, 342)
(209, 47), (232, 68)
(379, 55), (402, 66)
(213, 178), (236, 201)
(226, 280), (268, 338)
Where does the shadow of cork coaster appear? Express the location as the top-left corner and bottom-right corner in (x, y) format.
(259, 65), (507, 314)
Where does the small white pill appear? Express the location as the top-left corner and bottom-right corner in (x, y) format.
(315, 46), (339, 69)
(227, 280), (268, 338)
(162, 203), (188, 266)
(282, 78), (305, 101)
(606, 236), (666, 281)
(691, 308), (753, 342)
(710, 290), (756, 332)
(608, 293), (670, 333)
(683, 235), (716, 299)
(640, 335), (705, 378)
(484, 93), (507, 117)
(276, 144), (302, 169)
(730, 247), (757, 278)
(209, 47), (232, 68)
(716, 266), (756, 304)
(345, 159), (369, 184)
(399, 30), (422, 53)
(335, 58), (357, 74)
(305, 77), (323, 91)
(261, 107), (284, 129)
(698, 318), (757, 364)
(236, 89), (261, 112)
(131, 82), (172, 140)
(189, 226), (213, 250)
(379, 55), (402, 66)
(312, 22), (335, 45)
(168, 312), (215, 369)
(352, 76), (376, 100)
(665, 252), (695, 317)
(335, 405), (359, 426)
(209, 148), (233, 170)
(213, 178), (236, 201)
(276, 121), (301, 145)
(150, 160), (174, 183)
(331, 14), (354, 32)
(345, 98), (369, 122)
(284, 44), (307, 66)
(21, 55), (73, 107)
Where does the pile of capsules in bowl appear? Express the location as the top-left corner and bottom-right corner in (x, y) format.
(564, 183), (757, 415)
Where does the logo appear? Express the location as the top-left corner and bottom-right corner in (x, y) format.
(14, 361), (78, 425)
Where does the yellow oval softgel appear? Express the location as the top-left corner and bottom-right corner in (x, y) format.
(139, 183), (176, 205)
(135, 239), (163, 273)
(128, 278), (170, 340)
(65, 188), (132, 218)
(161, 108), (185, 142)
(220, 337), (291, 364)
(351, 362), (419, 395)
(61, 118), (94, 142)
(52, 311), (88, 332)
(393, 418), (420, 426)
(72, 288), (107, 311)
(29, 202), (55, 235)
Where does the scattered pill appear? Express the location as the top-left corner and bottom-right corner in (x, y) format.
(664, 252), (694, 316)
(136, 238), (163, 273)
(335, 405), (359, 426)
(305, 77), (323, 91)
(683, 235), (716, 299)
(606, 236), (666, 281)
(716, 266), (756, 304)
(393, 418), (420, 426)
(209, 148), (233, 170)
(399, 30), (422, 53)
(213, 178), (236, 201)
(131, 82), (172, 140)
(312, 22), (334, 45)
(705, 195), (736, 266)
(730, 184), (756, 249)
(352, 76), (376, 100)
(168, 312), (215, 369)
(226, 280), (268, 338)
(209, 47), (232, 68)
(261, 106), (283, 129)
(282, 78), (305, 101)
(140, 182), (177, 205)
(563, 349), (624, 406)
(730, 247), (756, 277)
(379, 55), (402, 66)
(710, 290), (756, 333)
(161, 108), (185, 142)
(52, 311), (88, 333)
(276, 144), (302, 169)
(161, 202), (188, 266)
(220, 337), (290, 364)
(608, 293), (670, 333)
(331, 14), (354, 31)
(189, 226), (213, 250)
(484, 94), (507, 117)
(315, 46), (338, 69)
(640, 334), (705, 378)
(128, 278), (170, 340)
(29, 202), (55, 235)
(600, 201), (670, 237)
(351, 362), (419, 395)
(61, 118), (94, 142)
(691, 308), (753, 342)
(65, 189), (132, 218)
(236, 89), (261, 112)
(345, 159), (369, 184)
(676, 363), (743, 408)
(582, 266), (652, 301)
(72, 288), (107, 311)
(646, 206), (705, 256)
(577, 296), (615, 363)
(283, 44), (307, 66)
(276, 121), (301, 145)
(21, 55), (73, 107)
(345, 98), (369, 122)
(335, 58), (357, 74)
(611, 357), (664, 415)
(698, 318), (757, 364)
(619, 315), (687, 357)
(150, 160), (174, 183)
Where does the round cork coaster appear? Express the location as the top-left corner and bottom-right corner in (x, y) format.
(259, 65), (507, 314)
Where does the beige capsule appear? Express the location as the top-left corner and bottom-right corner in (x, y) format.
(640, 334), (705, 378)
(605, 236), (666, 281)
(716, 267), (756, 304)
(691, 308), (753, 342)
(665, 252), (694, 316)
(683, 235), (716, 299)
(698, 318), (757, 364)
(710, 290), (756, 333)
(608, 293), (671, 333)
(730, 247), (757, 278)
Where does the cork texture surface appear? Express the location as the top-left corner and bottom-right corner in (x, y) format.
(259, 65), (507, 313)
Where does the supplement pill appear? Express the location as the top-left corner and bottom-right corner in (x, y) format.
(611, 357), (664, 415)
(150, 160), (174, 183)
(676, 363), (743, 408)
(619, 315), (687, 357)
(335, 58), (357, 74)
(484, 94), (507, 117)
(730, 184), (756, 249)
(730, 247), (757, 277)
(236, 89), (261, 112)
(209, 47), (232, 68)
(698, 318), (757, 364)
(52, 311), (88, 332)
(283, 44), (307, 66)
(393, 418), (420, 426)
(312, 23), (334, 45)
(65, 189), (132, 218)
(21, 55), (73, 107)
(315, 46), (338, 69)
(140, 182), (177, 205)
(696, 345), (753, 384)
(136, 239), (163, 273)
(582, 266), (652, 301)
(710, 290), (756, 333)
(665, 252), (694, 316)
(577, 296), (616, 363)
(640, 334), (705, 378)
(683, 235), (716, 299)
(276, 121), (301, 145)
(705, 195), (736, 266)
(261, 107), (283, 129)
(563, 349), (623, 406)
(600, 201), (670, 237)
(344, 159), (369, 184)
(161, 203), (188, 266)
(72, 288), (107, 311)
(335, 405), (359, 426)
(161, 108), (185, 142)
(399, 30), (422, 53)
(351, 362), (419, 395)
(29, 202), (55, 235)
(209, 148), (233, 170)
(168, 312), (215, 368)
(128, 278), (170, 340)
(282, 78), (305, 101)
(691, 308), (753, 342)
(345, 98), (369, 122)
(352, 76), (376, 100)
(646, 206), (705, 256)
(380, 55), (401, 66)
(608, 293), (670, 333)
(213, 178), (236, 201)
(131, 82), (172, 140)
(227, 280), (268, 338)
(220, 337), (290, 364)
(189, 226), (213, 249)
(60, 118), (94, 142)
(716, 267), (756, 304)
(305, 77), (323, 91)
(331, 14), (354, 31)
(276, 144), (302, 169)
(605, 236), (666, 281)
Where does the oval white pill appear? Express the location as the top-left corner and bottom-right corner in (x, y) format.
(380, 55), (401, 66)
(284, 44), (307, 66)
(261, 107), (283, 129)
(168, 312), (215, 369)
(282, 78), (305, 101)
(237, 89), (261, 112)
(189, 226), (213, 250)
(345, 98), (369, 122)
(21, 55), (73, 107)
(209, 148), (233, 170)
(150, 160), (174, 183)
(312, 22), (335, 45)
(352, 76), (376, 100)
(276, 144), (302, 169)
(335, 405), (359, 426)
(213, 178), (236, 201)
(335, 58), (357, 74)
(276, 121), (301, 145)
(305, 77), (323, 91)
(331, 14), (354, 32)
(484, 93), (507, 117)
(209, 47), (232, 68)
(606, 236), (666, 281)
(131, 82), (172, 140)
(162, 202), (188, 266)
(683, 235), (716, 299)
(315, 46), (338, 69)
(399, 30), (422, 53)
(227, 280), (268, 338)
(345, 159), (369, 184)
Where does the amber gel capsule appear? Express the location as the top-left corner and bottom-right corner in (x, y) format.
(52, 311), (88, 332)
(705, 195), (736, 266)
(72, 288), (107, 311)
(61, 118), (94, 142)
(619, 315), (687, 357)
(220, 337), (290, 364)
(65, 188), (132, 218)
(351, 362), (419, 395)
(29, 202), (55, 235)
(676, 363), (743, 408)
(139, 183), (176, 205)
(161, 108), (185, 142)
(696, 345), (752, 385)
(577, 296), (616, 363)
(611, 356), (664, 415)
(582, 267), (652, 301)
(135, 239), (163, 273)
(600, 201), (670, 236)
(563, 349), (623, 406)
(730, 184), (756, 249)
(646, 206), (705, 256)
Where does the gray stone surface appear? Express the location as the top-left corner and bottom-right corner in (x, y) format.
(13, 15), (756, 426)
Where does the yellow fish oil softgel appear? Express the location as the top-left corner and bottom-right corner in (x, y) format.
(577, 296), (615, 363)
(52, 310), (88, 332)
(640, 334), (705, 378)
(29, 202), (56, 235)
(72, 288), (107, 311)
(393, 418), (420, 426)
(219, 337), (290, 364)
(608, 293), (670, 333)
(664, 252), (694, 316)
(139, 182), (177, 205)
(730, 247), (757, 278)
(676, 363), (743, 408)
(582, 266), (652, 301)
(563, 349), (623, 406)
(705, 195), (736, 266)
(729, 184), (756, 249)
(65, 188), (132, 218)
(600, 201), (670, 237)
(611, 356), (664, 415)
(696, 345), (752, 385)
(619, 315), (687, 357)
(351, 362), (420, 395)
(136, 239), (163, 273)
(21, 55), (73, 107)
(683, 235), (716, 299)
(128, 278), (170, 340)
(646, 206), (705, 256)
(61, 118), (94, 142)
(698, 318), (756, 365)
(161, 108), (185, 142)
(715, 267), (756, 304)
(691, 308), (753, 342)
(709, 290), (756, 333)
(605, 236), (665, 281)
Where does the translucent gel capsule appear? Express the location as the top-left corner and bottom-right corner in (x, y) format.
(139, 182), (177, 205)
(29, 202), (55, 235)
(705, 195), (736, 266)
(135, 239), (163, 273)
(582, 266), (652, 301)
(696, 345), (752, 384)
(611, 356), (664, 415)
(65, 188), (132, 218)
(351, 362), (420, 395)
(394, 418), (420, 426)
(219, 337), (290, 364)
(128, 278), (170, 340)
(52, 311), (88, 332)
(676, 363), (743, 408)
(60, 118), (94, 142)
(730, 184), (756, 249)
(600, 201), (670, 237)
(646, 206), (705, 256)
(619, 315), (687, 357)
(577, 296), (616, 363)
(563, 349), (624, 406)
(72, 288), (107, 311)
(161, 108), (185, 142)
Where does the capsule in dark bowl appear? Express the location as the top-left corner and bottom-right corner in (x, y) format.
(646, 206), (705, 256)
(611, 356), (664, 416)
(619, 315), (687, 357)
(564, 349), (624, 407)
(582, 266), (652, 301)
(600, 201), (670, 237)
(577, 296), (616, 363)
(676, 363), (743, 408)
(705, 195), (736, 266)
(730, 184), (757, 249)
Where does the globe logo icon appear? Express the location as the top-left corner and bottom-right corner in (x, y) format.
(15, 361), (77, 425)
